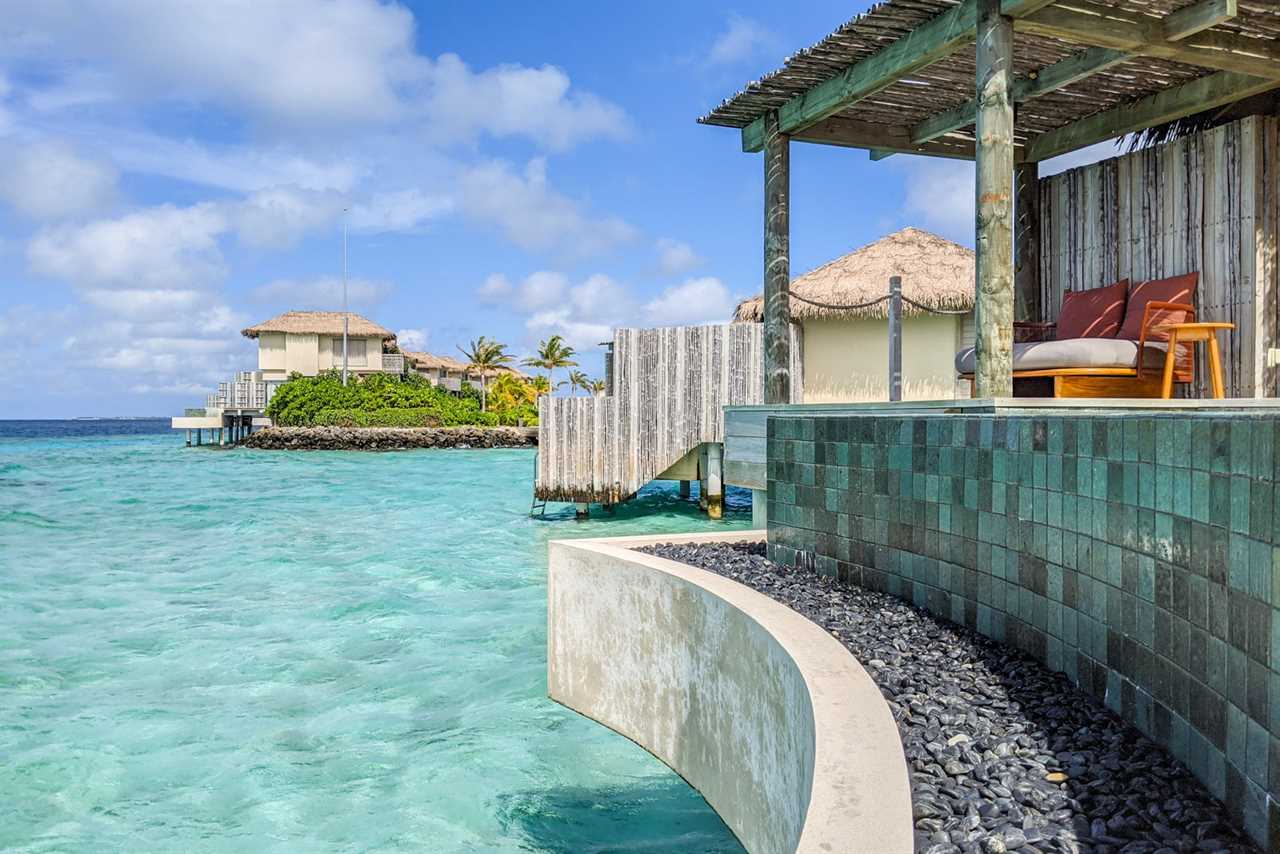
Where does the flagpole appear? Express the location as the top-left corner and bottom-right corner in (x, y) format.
(342, 211), (349, 387)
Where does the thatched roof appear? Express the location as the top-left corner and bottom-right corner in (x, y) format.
(241, 311), (395, 340)
(405, 351), (469, 372)
(406, 351), (529, 379)
(733, 227), (975, 323)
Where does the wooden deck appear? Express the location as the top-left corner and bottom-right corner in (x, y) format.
(535, 324), (803, 504)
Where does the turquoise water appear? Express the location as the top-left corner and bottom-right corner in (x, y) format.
(0, 421), (749, 852)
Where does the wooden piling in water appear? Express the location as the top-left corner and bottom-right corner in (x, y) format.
(706, 443), (724, 520)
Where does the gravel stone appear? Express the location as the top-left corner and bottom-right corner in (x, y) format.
(640, 541), (1258, 854)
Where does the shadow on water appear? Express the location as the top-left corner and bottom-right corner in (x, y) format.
(534, 481), (755, 525)
(494, 780), (745, 853)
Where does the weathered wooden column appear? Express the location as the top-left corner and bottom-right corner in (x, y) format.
(706, 443), (724, 520)
(1014, 162), (1041, 323)
(698, 444), (710, 511)
(763, 110), (791, 404)
(888, 276), (903, 402)
(974, 0), (1015, 397)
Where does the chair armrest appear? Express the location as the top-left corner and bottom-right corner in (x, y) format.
(1137, 301), (1196, 376)
(1014, 321), (1055, 343)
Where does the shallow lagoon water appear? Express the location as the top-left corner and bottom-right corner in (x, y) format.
(0, 420), (748, 852)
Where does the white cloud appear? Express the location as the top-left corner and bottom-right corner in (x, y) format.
(4, 3), (630, 151)
(420, 53), (629, 151)
(248, 277), (393, 309)
(28, 203), (228, 289)
(570, 274), (636, 322)
(517, 271), (569, 312)
(526, 309), (614, 353)
(5, 0), (417, 127)
(0, 139), (118, 220)
(234, 186), (343, 249)
(396, 328), (428, 351)
(348, 189), (453, 233)
(477, 273), (513, 302)
(655, 238), (702, 275)
(898, 158), (974, 243)
(707, 15), (776, 66)
(643, 277), (735, 326)
(457, 158), (636, 256)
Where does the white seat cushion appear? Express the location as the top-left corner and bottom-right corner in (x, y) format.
(955, 337), (1168, 374)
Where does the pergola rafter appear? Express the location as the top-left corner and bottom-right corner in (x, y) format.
(699, 0), (1280, 399)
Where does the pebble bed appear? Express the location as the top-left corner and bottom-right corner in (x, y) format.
(641, 541), (1258, 854)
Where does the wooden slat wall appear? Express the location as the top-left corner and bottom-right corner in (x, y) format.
(1038, 116), (1280, 398)
(535, 323), (803, 504)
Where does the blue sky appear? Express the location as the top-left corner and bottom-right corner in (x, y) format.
(0, 1), (1111, 418)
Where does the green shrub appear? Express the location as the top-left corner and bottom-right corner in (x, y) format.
(313, 408), (443, 428)
(265, 372), (534, 428)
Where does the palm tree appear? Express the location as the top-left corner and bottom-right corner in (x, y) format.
(589, 378), (607, 397)
(529, 375), (552, 397)
(521, 335), (577, 396)
(458, 336), (514, 412)
(567, 369), (590, 397)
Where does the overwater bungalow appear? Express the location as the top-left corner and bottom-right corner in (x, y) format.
(171, 310), (403, 444)
(547, 2), (1280, 851)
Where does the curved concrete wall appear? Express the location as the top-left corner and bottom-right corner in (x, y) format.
(766, 410), (1280, 849)
(547, 531), (912, 854)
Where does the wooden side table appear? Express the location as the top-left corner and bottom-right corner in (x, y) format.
(1161, 322), (1234, 399)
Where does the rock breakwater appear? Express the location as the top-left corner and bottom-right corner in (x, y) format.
(244, 426), (537, 451)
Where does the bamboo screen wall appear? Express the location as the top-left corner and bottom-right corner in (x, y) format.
(1038, 115), (1279, 398)
(536, 324), (803, 504)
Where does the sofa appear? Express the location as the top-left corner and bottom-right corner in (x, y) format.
(955, 273), (1199, 398)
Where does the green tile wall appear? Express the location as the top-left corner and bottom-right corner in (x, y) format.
(765, 412), (1280, 851)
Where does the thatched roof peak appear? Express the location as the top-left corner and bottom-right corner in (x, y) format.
(733, 227), (975, 322)
(241, 311), (395, 340)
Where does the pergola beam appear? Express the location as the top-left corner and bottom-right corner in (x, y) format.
(1163, 0), (1237, 42)
(795, 116), (979, 160)
(1025, 70), (1279, 162)
(1016, 1), (1280, 80)
(913, 0), (1242, 146)
(740, 0), (1058, 153)
(913, 46), (1129, 145)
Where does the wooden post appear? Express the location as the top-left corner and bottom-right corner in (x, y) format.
(706, 443), (724, 520)
(1014, 161), (1041, 323)
(975, 0), (1016, 398)
(698, 444), (710, 511)
(763, 110), (791, 404)
(679, 480), (691, 499)
(888, 276), (903, 402)
(196, 429), (202, 446)
(185, 429), (191, 447)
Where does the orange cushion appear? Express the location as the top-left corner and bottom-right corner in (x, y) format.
(1055, 279), (1127, 339)
(1118, 273), (1199, 341)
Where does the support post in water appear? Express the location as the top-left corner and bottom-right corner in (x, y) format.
(698, 444), (710, 511)
(706, 443), (724, 520)
(679, 480), (691, 499)
(763, 110), (791, 404)
(185, 429), (191, 447)
(575, 503), (589, 519)
(888, 275), (903, 402)
(974, 0), (1016, 398)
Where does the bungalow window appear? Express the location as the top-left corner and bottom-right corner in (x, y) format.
(333, 337), (366, 366)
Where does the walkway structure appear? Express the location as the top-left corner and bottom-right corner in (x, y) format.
(535, 324), (801, 516)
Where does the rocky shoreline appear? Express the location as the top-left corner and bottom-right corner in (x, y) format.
(642, 541), (1257, 854)
(243, 425), (537, 451)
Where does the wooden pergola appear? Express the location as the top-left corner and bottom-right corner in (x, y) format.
(700, 0), (1280, 400)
